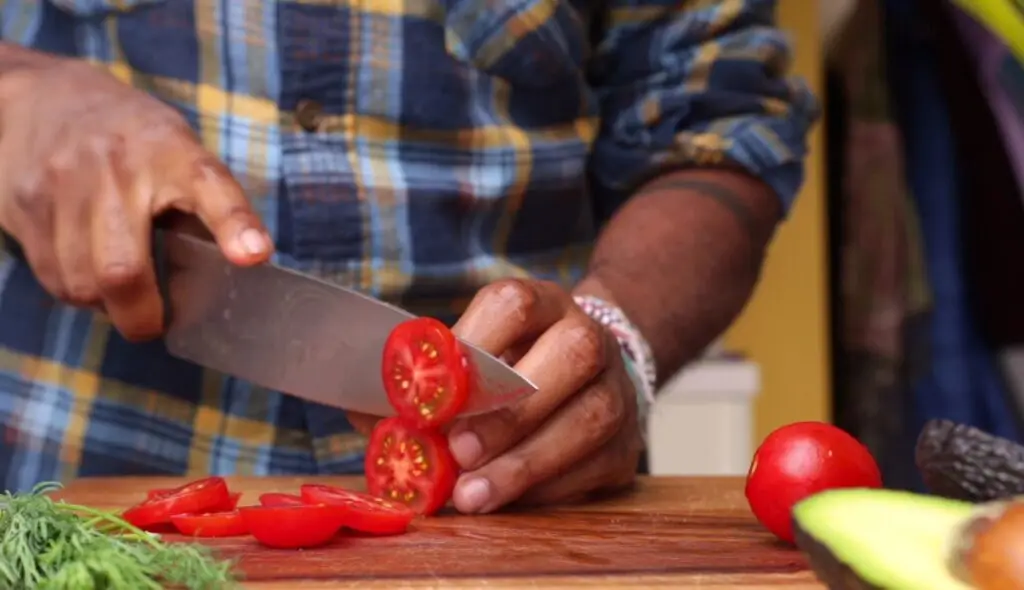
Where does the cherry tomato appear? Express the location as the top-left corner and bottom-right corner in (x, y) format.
(382, 317), (469, 428)
(745, 421), (882, 544)
(259, 492), (305, 507)
(239, 504), (347, 549)
(170, 510), (249, 537)
(301, 484), (415, 535)
(124, 477), (231, 529)
(364, 417), (458, 516)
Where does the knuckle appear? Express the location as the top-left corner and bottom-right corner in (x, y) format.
(10, 177), (52, 221)
(579, 384), (627, 436)
(84, 133), (126, 161)
(562, 318), (608, 378)
(484, 279), (539, 323)
(96, 260), (147, 292)
(63, 282), (100, 306)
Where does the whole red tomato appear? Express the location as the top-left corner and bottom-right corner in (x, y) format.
(745, 421), (882, 543)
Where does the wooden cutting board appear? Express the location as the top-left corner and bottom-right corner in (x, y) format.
(55, 475), (823, 589)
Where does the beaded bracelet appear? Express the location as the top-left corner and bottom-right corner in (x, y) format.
(573, 295), (658, 432)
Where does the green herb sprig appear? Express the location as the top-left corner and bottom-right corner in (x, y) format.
(0, 482), (238, 589)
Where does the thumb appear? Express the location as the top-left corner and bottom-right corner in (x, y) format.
(182, 156), (273, 266)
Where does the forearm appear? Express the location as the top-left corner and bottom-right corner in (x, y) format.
(574, 167), (782, 384)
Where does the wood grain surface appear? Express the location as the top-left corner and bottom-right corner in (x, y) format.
(55, 476), (824, 589)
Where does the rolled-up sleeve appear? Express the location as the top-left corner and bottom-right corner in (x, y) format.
(588, 0), (820, 217)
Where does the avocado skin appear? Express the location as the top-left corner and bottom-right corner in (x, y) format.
(915, 419), (1024, 502)
(793, 519), (883, 590)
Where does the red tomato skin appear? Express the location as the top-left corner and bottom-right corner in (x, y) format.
(239, 504), (347, 549)
(124, 477), (231, 529)
(300, 484), (415, 535)
(365, 417), (459, 516)
(381, 317), (470, 429)
(745, 421), (882, 544)
(259, 493), (306, 507)
(170, 510), (249, 537)
(146, 486), (239, 511)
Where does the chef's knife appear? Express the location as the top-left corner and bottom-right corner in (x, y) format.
(0, 228), (538, 417)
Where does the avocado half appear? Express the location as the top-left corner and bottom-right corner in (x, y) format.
(916, 419), (1024, 502)
(792, 488), (973, 590)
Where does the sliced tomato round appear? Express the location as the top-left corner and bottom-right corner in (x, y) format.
(300, 484), (414, 535)
(382, 317), (470, 428)
(147, 487), (240, 511)
(364, 417), (459, 516)
(170, 510), (249, 537)
(124, 477), (231, 529)
(259, 492), (306, 507)
(222, 491), (243, 510)
(146, 488), (174, 500)
(239, 504), (347, 549)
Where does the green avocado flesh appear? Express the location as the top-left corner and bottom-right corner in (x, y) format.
(793, 488), (974, 590)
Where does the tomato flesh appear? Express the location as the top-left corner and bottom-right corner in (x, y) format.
(170, 510), (249, 537)
(300, 484), (415, 535)
(744, 421), (882, 544)
(259, 492), (305, 507)
(239, 504), (347, 549)
(382, 317), (469, 428)
(364, 417), (458, 516)
(124, 477), (231, 529)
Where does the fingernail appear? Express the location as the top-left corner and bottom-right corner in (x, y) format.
(449, 430), (483, 469)
(238, 228), (268, 256)
(454, 476), (492, 513)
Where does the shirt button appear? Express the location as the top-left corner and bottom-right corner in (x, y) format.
(295, 99), (323, 132)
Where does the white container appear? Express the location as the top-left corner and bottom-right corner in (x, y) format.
(646, 359), (761, 476)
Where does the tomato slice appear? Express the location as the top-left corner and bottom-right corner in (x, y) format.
(381, 317), (470, 428)
(364, 417), (458, 516)
(146, 488), (174, 500)
(259, 493), (305, 507)
(300, 484), (414, 535)
(170, 510), (249, 537)
(239, 504), (347, 549)
(222, 491), (243, 510)
(123, 477), (230, 529)
(147, 488), (241, 511)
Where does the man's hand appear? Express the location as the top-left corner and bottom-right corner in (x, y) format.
(446, 278), (643, 513)
(349, 279), (644, 512)
(0, 46), (272, 340)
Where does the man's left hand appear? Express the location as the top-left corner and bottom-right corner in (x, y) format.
(349, 278), (644, 513)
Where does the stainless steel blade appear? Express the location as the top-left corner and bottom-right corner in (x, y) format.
(159, 231), (538, 417)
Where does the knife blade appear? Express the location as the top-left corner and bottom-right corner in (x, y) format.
(153, 230), (538, 417)
(0, 228), (538, 417)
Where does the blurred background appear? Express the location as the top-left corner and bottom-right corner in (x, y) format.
(647, 0), (1024, 493)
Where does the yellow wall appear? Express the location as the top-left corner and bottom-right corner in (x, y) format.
(722, 1), (831, 443)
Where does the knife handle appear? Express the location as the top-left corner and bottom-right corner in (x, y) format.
(1, 226), (176, 332)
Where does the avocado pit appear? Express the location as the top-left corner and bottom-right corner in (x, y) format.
(951, 500), (1024, 589)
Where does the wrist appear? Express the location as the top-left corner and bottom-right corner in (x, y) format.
(571, 292), (657, 442)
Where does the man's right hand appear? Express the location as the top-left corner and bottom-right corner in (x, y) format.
(0, 45), (273, 341)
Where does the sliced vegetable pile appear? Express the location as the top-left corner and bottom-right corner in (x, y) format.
(0, 482), (235, 589)
(115, 317), (471, 550)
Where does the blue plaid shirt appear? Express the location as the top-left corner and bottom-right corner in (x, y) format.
(0, 0), (817, 491)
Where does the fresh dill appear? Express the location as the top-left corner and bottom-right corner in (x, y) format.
(0, 482), (238, 590)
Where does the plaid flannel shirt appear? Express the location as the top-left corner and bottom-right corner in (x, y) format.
(0, 0), (817, 492)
